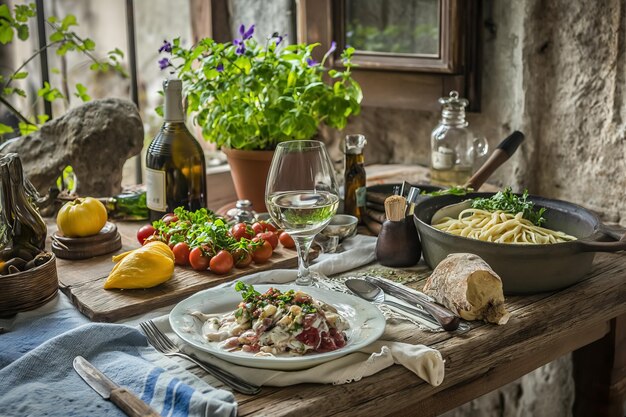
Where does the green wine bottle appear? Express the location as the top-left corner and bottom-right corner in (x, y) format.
(99, 191), (148, 221)
(145, 79), (207, 222)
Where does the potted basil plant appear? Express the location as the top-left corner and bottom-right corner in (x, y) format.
(158, 24), (362, 211)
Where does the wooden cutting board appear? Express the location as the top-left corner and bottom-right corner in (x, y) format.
(52, 222), (308, 322)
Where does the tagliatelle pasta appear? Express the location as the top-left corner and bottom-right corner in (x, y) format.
(432, 208), (577, 244)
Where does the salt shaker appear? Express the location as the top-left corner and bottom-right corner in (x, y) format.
(226, 199), (256, 223)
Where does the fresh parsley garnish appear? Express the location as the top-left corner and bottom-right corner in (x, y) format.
(424, 186), (472, 197)
(234, 281), (260, 302)
(471, 187), (546, 226)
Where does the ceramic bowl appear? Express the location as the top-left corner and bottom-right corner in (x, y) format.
(320, 214), (358, 241)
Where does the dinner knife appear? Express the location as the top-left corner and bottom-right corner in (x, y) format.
(73, 356), (161, 417)
(365, 276), (462, 331)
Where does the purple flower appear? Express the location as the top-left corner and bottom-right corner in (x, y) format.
(233, 38), (245, 55)
(275, 33), (287, 46)
(322, 41), (337, 63)
(306, 57), (318, 67)
(158, 40), (172, 53)
(216, 63), (224, 72)
(239, 24), (255, 40)
(158, 57), (171, 70)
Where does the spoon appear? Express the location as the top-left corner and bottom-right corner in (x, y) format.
(345, 278), (441, 329)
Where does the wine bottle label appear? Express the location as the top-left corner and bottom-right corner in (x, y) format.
(355, 186), (366, 207)
(145, 168), (166, 211)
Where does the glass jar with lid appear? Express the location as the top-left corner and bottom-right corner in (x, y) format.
(430, 91), (488, 187)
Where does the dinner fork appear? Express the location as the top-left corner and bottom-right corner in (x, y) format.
(139, 320), (261, 395)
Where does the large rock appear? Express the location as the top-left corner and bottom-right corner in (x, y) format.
(1, 98), (143, 197)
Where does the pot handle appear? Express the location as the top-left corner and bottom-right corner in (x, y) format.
(578, 230), (626, 252)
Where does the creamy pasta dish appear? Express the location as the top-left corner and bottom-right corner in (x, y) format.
(194, 283), (349, 356)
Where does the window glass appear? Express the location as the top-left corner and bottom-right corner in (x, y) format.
(345, 0), (439, 56)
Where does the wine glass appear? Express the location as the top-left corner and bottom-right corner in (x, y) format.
(265, 140), (339, 286)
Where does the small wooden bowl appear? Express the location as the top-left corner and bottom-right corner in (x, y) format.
(52, 222), (122, 260)
(0, 253), (58, 317)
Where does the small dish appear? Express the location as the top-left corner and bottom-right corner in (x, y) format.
(320, 214), (358, 241)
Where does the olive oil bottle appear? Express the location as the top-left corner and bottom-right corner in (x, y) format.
(145, 79), (207, 222)
(343, 134), (367, 222)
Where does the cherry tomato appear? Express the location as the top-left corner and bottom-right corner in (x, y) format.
(257, 231), (278, 250)
(162, 213), (178, 225)
(230, 222), (254, 241)
(232, 248), (252, 268)
(278, 232), (295, 249)
(262, 222), (277, 233)
(210, 250), (234, 275)
(251, 221), (277, 234)
(137, 225), (156, 245)
(188, 246), (210, 271)
(172, 242), (191, 266)
(251, 222), (265, 235)
(251, 239), (273, 264)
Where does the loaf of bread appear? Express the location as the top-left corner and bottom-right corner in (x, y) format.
(423, 253), (510, 325)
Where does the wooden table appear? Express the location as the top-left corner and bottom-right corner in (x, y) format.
(52, 165), (625, 416)
(233, 252), (625, 416)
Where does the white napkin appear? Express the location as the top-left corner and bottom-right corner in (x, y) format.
(152, 316), (445, 387)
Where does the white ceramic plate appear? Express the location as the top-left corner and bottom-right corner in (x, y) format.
(169, 285), (386, 370)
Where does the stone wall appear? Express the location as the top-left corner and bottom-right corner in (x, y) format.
(324, 0), (626, 228)
(323, 1), (626, 414)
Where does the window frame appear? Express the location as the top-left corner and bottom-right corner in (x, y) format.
(296, 0), (482, 111)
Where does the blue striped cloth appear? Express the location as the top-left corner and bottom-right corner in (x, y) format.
(0, 296), (236, 417)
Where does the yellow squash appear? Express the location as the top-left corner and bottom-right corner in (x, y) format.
(56, 197), (108, 237)
(104, 241), (175, 289)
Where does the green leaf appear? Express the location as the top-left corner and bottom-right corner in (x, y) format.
(0, 5), (11, 20)
(37, 114), (50, 124)
(51, 68), (61, 74)
(0, 24), (14, 44)
(17, 24), (28, 40)
(18, 122), (38, 135)
(89, 62), (100, 71)
(82, 38), (95, 51)
(11, 71), (28, 80)
(73, 83), (91, 102)
(61, 14), (77, 30)
(49, 31), (64, 42)
(0, 123), (14, 135)
(47, 16), (58, 24)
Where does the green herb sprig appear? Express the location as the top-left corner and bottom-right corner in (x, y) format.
(235, 281), (260, 302)
(471, 187), (546, 226)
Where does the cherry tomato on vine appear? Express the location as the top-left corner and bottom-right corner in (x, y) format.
(232, 248), (253, 268)
(162, 213), (178, 225)
(230, 222), (254, 241)
(278, 232), (296, 249)
(257, 231), (278, 250)
(172, 242), (191, 266)
(189, 247), (210, 271)
(210, 250), (234, 275)
(137, 225), (156, 245)
(262, 222), (277, 233)
(251, 222), (265, 235)
(251, 238), (273, 264)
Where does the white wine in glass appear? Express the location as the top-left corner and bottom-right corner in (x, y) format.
(265, 141), (339, 286)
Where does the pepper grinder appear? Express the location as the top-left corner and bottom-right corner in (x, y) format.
(375, 195), (421, 267)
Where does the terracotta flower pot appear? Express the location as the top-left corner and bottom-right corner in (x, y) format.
(222, 148), (274, 213)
